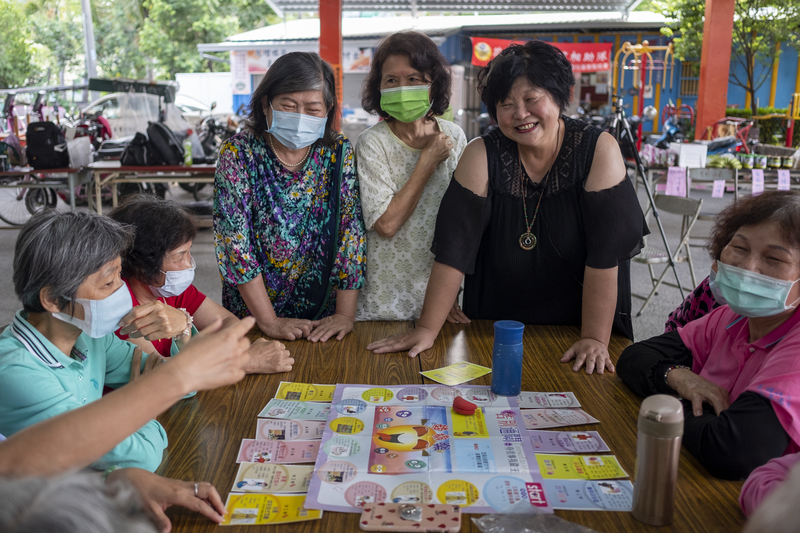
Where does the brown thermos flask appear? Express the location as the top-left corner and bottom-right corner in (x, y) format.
(631, 395), (684, 526)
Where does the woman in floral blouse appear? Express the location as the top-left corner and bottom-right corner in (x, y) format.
(214, 52), (366, 342)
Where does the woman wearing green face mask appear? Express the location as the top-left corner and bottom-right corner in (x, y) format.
(355, 31), (467, 322)
(618, 191), (800, 481)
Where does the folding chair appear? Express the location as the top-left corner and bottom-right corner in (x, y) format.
(632, 194), (703, 317)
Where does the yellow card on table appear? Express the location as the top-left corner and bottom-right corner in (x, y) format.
(536, 453), (629, 480)
(220, 493), (322, 526)
(275, 382), (336, 402)
(420, 361), (492, 386)
(230, 463), (314, 494)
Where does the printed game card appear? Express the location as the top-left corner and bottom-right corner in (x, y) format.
(221, 493), (322, 525)
(231, 463), (315, 493)
(536, 454), (628, 480)
(256, 418), (326, 440)
(528, 431), (610, 453)
(236, 439), (321, 464)
(516, 392), (581, 408)
(276, 382), (336, 402)
(521, 409), (600, 429)
(752, 168), (765, 195)
(258, 399), (331, 420)
(420, 361), (492, 386)
(525, 480), (634, 511)
(778, 169), (791, 191)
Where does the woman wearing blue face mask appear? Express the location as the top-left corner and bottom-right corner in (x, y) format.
(214, 52), (366, 343)
(618, 191), (800, 480)
(109, 194), (294, 374)
(355, 31), (467, 322)
(0, 210), (168, 473)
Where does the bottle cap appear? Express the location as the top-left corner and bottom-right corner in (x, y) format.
(638, 395), (684, 438)
(493, 320), (524, 344)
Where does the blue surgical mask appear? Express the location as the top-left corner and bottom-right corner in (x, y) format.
(53, 283), (133, 338)
(714, 262), (800, 318)
(266, 103), (327, 150)
(150, 258), (196, 298)
(708, 267), (727, 305)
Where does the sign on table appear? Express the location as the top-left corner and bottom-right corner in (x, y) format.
(516, 392), (580, 408)
(528, 431), (610, 453)
(221, 494), (322, 526)
(258, 399), (331, 420)
(536, 454), (628, 480)
(521, 408), (599, 430)
(230, 463), (315, 494)
(420, 361), (492, 386)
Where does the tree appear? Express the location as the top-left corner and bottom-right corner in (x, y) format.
(24, 0), (85, 86)
(93, 0), (150, 78)
(0, 0), (35, 88)
(659, 0), (800, 115)
(137, 0), (278, 79)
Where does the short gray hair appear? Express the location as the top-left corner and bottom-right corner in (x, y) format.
(13, 210), (134, 314)
(245, 51), (340, 147)
(0, 473), (156, 533)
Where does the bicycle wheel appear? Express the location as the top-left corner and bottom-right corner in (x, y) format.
(24, 187), (57, 215)
(0, 187), (35, 226)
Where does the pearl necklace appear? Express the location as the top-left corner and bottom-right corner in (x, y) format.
(268, 133), (311, 168)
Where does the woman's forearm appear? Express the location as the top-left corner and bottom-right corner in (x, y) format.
(374, 157), (438, 238)
(238, 274), (278, 326)
(581, 265), (617, 345)
(0, 364), (189, 478)
(335, 289), (359, 320)
(416, 262), (465, 334)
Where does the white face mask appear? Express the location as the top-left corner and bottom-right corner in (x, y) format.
(53, 283), (133, 338)
(150, 258), (196, 298)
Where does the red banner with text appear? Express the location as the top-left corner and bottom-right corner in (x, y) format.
(470, 37), (612, 73)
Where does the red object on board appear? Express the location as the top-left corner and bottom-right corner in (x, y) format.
(453, 396), (477, 416)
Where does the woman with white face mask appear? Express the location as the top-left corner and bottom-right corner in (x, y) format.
(618, 191), (800, 481)
(0, 210), (168, 472)
(110, 195), (294, 374)
(214, 52), (366, 343)
(355, 31), (467, 322)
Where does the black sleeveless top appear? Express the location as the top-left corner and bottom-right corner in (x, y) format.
(430, 117), (648, 340)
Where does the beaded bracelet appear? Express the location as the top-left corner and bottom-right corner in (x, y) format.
(173, 308), (193, 340)
(664, 364), (691, 388)
(102, 465), (121, 481)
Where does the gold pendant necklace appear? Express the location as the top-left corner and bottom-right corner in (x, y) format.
(519, 120), (561, 251)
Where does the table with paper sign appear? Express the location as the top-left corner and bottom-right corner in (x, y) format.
(154, 320), (745, 533)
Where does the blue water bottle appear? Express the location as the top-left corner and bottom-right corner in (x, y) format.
(490, 320), (525, 396)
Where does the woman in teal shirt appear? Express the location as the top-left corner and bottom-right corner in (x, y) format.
(0, 209), (166, 472)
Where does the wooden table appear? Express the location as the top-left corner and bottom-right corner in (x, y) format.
(88, 161), (216, 214)
(156, 321), (745, 533)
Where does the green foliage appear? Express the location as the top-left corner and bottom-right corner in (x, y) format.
(658, 0), (800, 115)
(93, 0), (149, 78)
(725, 107), (799, 146)
(0, 0), (35, 88)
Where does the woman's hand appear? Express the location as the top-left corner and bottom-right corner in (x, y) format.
(421, 132), (453, 169)
(561, 338), (614, 375)
(258, 317), (314, 341)
(129, 348), (166, 383)
(245, 339), (294, 374)
(366, 326), (437, 358)
(106, 468), (225, 533)
(119, 301), (190, 341)
(169, 317), (253, 392)
(666, 368), (731, 416)
(308, 314), (354, 342)
(445, 300), (470, 324)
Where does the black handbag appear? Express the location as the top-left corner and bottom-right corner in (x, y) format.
(26, 122), (70, 169)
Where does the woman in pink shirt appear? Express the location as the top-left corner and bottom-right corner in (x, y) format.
(618, 191), (800, 480)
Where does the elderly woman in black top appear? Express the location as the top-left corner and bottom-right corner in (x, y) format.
(369, 40), (647, 374)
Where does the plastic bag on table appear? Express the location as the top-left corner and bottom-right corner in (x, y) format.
(472, 500), (600, 533)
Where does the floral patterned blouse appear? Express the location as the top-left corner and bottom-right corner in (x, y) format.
(213, 131), (366, 320)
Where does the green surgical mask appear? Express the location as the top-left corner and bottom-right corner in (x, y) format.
(380, 85), (432, 123)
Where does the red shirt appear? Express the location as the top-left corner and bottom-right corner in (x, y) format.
(115, 278), (207, 357)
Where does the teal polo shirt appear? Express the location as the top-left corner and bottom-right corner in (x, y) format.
(0, 311), (167, 472)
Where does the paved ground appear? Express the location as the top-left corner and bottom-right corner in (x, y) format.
(0, 181), (727, 342)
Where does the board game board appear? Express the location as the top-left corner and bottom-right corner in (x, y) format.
(304, 384), (552, 514)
